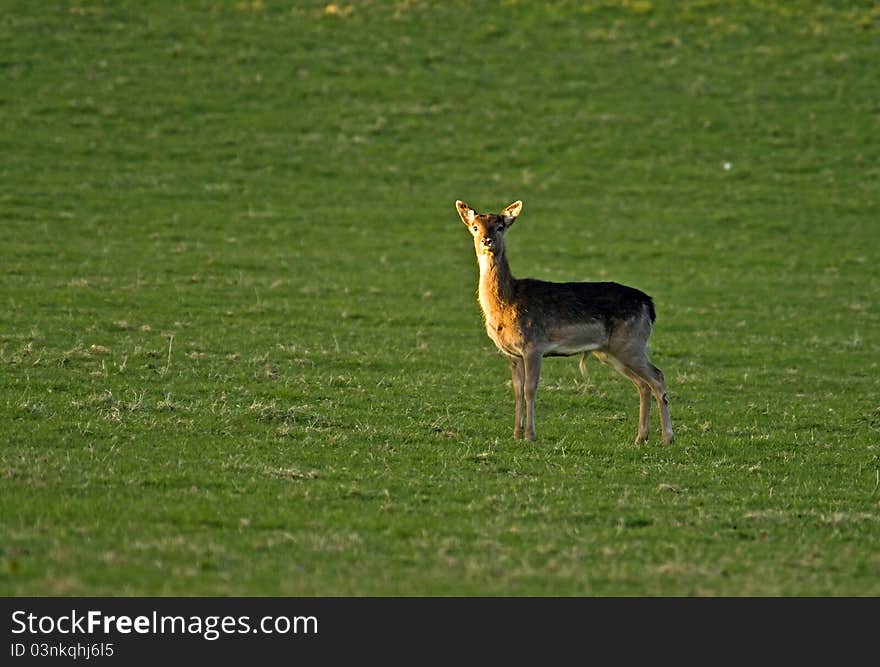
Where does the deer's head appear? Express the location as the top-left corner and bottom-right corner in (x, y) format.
(455, 200), (522, 260)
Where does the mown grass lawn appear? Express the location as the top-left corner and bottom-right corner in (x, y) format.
(1, 0), (878, 595)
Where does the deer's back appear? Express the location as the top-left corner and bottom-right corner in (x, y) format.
(513, 279), (655, 327)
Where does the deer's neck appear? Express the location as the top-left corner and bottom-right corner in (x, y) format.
(477, 251), (515, 321)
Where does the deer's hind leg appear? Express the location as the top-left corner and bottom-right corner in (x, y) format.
(642, 361), (673, 445)
(594, 351), (651, 444)
(616, 353), (674, 445)
(623, 369), (653, 444)
(604, 314), (674, 445)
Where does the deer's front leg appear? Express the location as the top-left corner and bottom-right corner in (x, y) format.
(523, 351), (543, 441)
(509, 356), (525, 439)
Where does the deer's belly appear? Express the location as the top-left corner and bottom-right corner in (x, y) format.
(543, 322), (608, 356)
(485, 319), (609, 357)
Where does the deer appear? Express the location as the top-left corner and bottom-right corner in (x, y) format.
(456, 199), (673, 445)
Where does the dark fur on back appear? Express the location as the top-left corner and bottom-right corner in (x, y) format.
(515, 279), (655, 326)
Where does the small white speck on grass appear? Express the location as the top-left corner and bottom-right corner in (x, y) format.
(723, 161), (732, 170)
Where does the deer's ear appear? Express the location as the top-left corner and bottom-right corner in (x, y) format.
(500, 200), (522, 223)
(455, 200), (476, 226)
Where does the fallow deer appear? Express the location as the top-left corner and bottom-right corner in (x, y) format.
(456, 199), (673, 444)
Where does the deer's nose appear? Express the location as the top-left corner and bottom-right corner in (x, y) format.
(481, 237), (494, 247)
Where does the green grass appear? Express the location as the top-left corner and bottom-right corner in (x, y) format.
(2, 0), (879, 596)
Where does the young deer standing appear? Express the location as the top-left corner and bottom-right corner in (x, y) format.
(456, 200), (673, 444)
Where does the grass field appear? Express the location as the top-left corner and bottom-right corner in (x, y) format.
(2, 0), (879, 596)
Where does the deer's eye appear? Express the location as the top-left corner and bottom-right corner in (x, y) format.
(472, 225), (478, 233)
